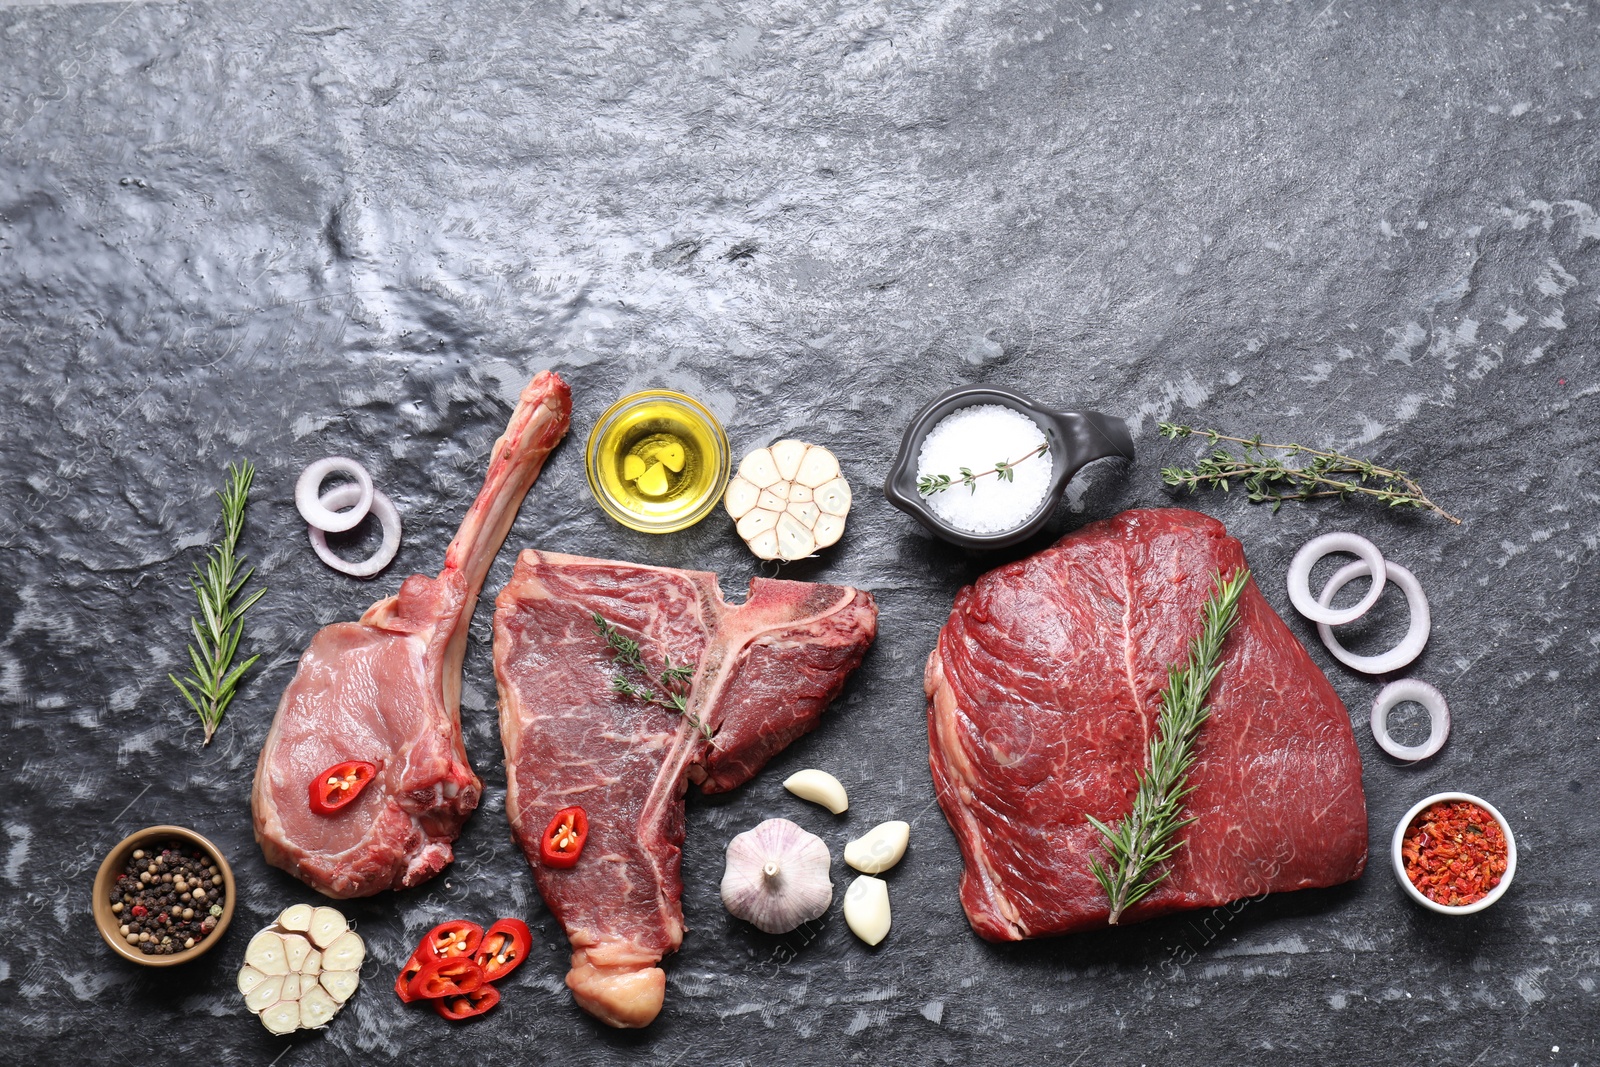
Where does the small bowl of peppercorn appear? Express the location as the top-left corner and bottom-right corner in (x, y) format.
(92, 825), (236, 966)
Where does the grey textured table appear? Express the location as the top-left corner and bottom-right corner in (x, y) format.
(2, 0), (1596, 1062)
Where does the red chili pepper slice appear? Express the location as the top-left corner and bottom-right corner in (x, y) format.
(473, 918), (532, 983)
(408, 956), (484, 1001)
(539, 806), (589, 868)
(394, 951), (429, 1004)
(308, 759), (378, 815)
(422, 920), (483, 961)
(435, 983), (500, 1021)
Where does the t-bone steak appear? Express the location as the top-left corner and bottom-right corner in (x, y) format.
(926, 508), (1367, 940)
(494, 550), (877, 1027)
(252, 371), (571, 898)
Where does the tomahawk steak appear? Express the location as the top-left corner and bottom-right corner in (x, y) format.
(252, 371), (571, 898)
(494, 550), (877, 1027)
(927, 508), (1367, 940)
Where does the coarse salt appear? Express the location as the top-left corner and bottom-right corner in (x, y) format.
(916, 404), (1053, 534)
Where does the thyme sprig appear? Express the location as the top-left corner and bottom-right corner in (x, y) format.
(917, 442), (1049, 497)
(169, 461), (266, 746)
(1087, 568), (1249, 925)
(1159, 423), (1460, 524)
(592, 612), (711, 739)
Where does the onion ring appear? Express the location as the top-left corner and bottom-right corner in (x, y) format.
(1370, 679), (1450, 761)
(1315, 559), (1430, 674)
(1287, 532), (1387, 625)
(296, 457), (375, 534)
(308, 483), (401, 578)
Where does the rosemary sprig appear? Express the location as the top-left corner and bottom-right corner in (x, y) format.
(1159, 423), (1460, 524)
(169, 461), (266, 746)
(592, 612), (711, 739)
(1087, 568), (1249, 924)
(917, 442), (1049, 497)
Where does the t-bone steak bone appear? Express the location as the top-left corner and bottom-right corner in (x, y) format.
(251, 371), (571, 898)
(927, 508), (1367, 940)
(494, 550), (877, 1027)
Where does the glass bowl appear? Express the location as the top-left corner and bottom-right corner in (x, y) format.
(586, 390), (731, 534)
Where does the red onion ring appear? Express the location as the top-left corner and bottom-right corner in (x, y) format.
(1370, 679), (1450, 761)
(308, 483), (401, 578)
(1315, 558), (1431, 674)
(296, 457), (374, 534)
(1286, 532), (1387, 625)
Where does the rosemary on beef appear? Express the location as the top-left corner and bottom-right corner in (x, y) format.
(1087, 568), (1249, 924)
(592, 612), (712, 739)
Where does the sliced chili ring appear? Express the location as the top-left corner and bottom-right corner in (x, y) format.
(422, 919), (483, 961)
(539, 806), (589, 868)
(474, 918), (533, 983)
(309, 759), (378, 815)
(435, 983), (500, 1021)
(409, 956), (484, 1001)
(394, 950), (430, 1004)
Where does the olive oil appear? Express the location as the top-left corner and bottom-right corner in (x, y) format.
(587, 391), (730, 533)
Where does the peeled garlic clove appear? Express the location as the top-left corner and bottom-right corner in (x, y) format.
(814, 477), (851, 517)
(260, 999), (301, 1035)
(320, 929), (366, 972)
(658, 441), (686, 472)
(319, 969), (359, 1004)
(784, 769), (848, 814)
(721, 818), (833, 935)
(844, 875), (891, 946)
(770, 439), (809, 482)
(739, 448), (781, 488)
(281, 933), (312, 973)
(623, 454), (647, 481)
(776, 513), (816, 560)
(796, 445), (840, 487)
(844, 820), (911, 875)
(245, 931), (290, 976)
(299, 984), (340, 1029)
(724, 477), (760, 519)
(277, 903), (314, 934)
(244, 974), (284, 1013)
(307, 907), (348, 950)
(637, 462), (670, 496)
(814, 513), (845, 550)
(237, 965), (268, 996)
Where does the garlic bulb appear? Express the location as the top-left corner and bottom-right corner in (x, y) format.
(721, 818), (834, 934)
(724, 440), (851, 560)
(239, 905), (362, 1033)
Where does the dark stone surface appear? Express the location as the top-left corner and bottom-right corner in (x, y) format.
(1, 0), (1596, 1062)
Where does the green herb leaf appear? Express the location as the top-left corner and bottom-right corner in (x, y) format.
(918, 442), (1050, 497)
(593, 612), (712, 740)
(170, 461), (265, 746)
(1087, 568), (1250, 924)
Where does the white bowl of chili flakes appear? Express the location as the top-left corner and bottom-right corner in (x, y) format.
(1391, 792), (1517, 915)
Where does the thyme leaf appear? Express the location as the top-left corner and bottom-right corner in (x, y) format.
(169, 461), (265, 746)
(1087, 568), (1249, 924)
(1158, 423), (1460, 524)
(917, 442), (1049, 497)
(593, 612), (712, 740)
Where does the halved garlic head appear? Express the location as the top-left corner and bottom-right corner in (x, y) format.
(725, 440), (851, 560)
(239, 905), (360, 1034)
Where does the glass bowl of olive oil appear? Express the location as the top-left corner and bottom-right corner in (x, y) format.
(586, 390), (731, 533)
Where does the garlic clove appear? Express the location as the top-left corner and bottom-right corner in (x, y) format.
(757, 486), (789, 513)
(795, 446), (840, 488)
(813, 477), (851, 517)
(307, 907), (348, 950)
(738, 448), (782, 488)
(279, 974), (302, 1003)
(724, 477), (760, 520)
(260, 999), (301, 1035)
(623, 454), (647, 481)
(237, 965), (268, 996)
(844, 820), (911, 875)
(789, 501), (821, 529)
(277, 903), (314, 934)
(789, 483), (813, 503)
(245, 931), (290, 976)
(299, 984), (340, 1029)
(721, 818), (833, 935)
(244, 974), (284, 1013)
(775, 513), (817, 560)
(319, 969), (359, 1004)
(736, 508), (779, 540)
(320, 930), (366, 972)
(783, 769), (848, 814)
(813, 513), (845, 550)
(748, 529), (780, 560)
(636, 462), (670, 497)
(281, 933), (312, 974)
(770, 439), (809, 482)
(302, 949), (321, 977)
(658, 441), (686, 473)
(844, 875), (891, 946)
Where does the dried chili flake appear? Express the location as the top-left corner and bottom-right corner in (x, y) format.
(1401, 800), (1508, 907)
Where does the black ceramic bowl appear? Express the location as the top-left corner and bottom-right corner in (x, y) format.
(883, 385), (1134, 550)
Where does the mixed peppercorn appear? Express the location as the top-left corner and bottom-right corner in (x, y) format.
(109, 841), (226, 955)
(1401, 800), (1509, 907)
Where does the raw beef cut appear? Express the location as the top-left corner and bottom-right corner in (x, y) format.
(494, 550), (877, 1027)
(926, 508), (1366, 940)
(252, 371), (571, 898)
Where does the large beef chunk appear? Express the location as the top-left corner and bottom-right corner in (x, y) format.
(926, 508), (1366, 940)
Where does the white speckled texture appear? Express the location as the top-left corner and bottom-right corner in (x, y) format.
(0, 0), (1597, 1063)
